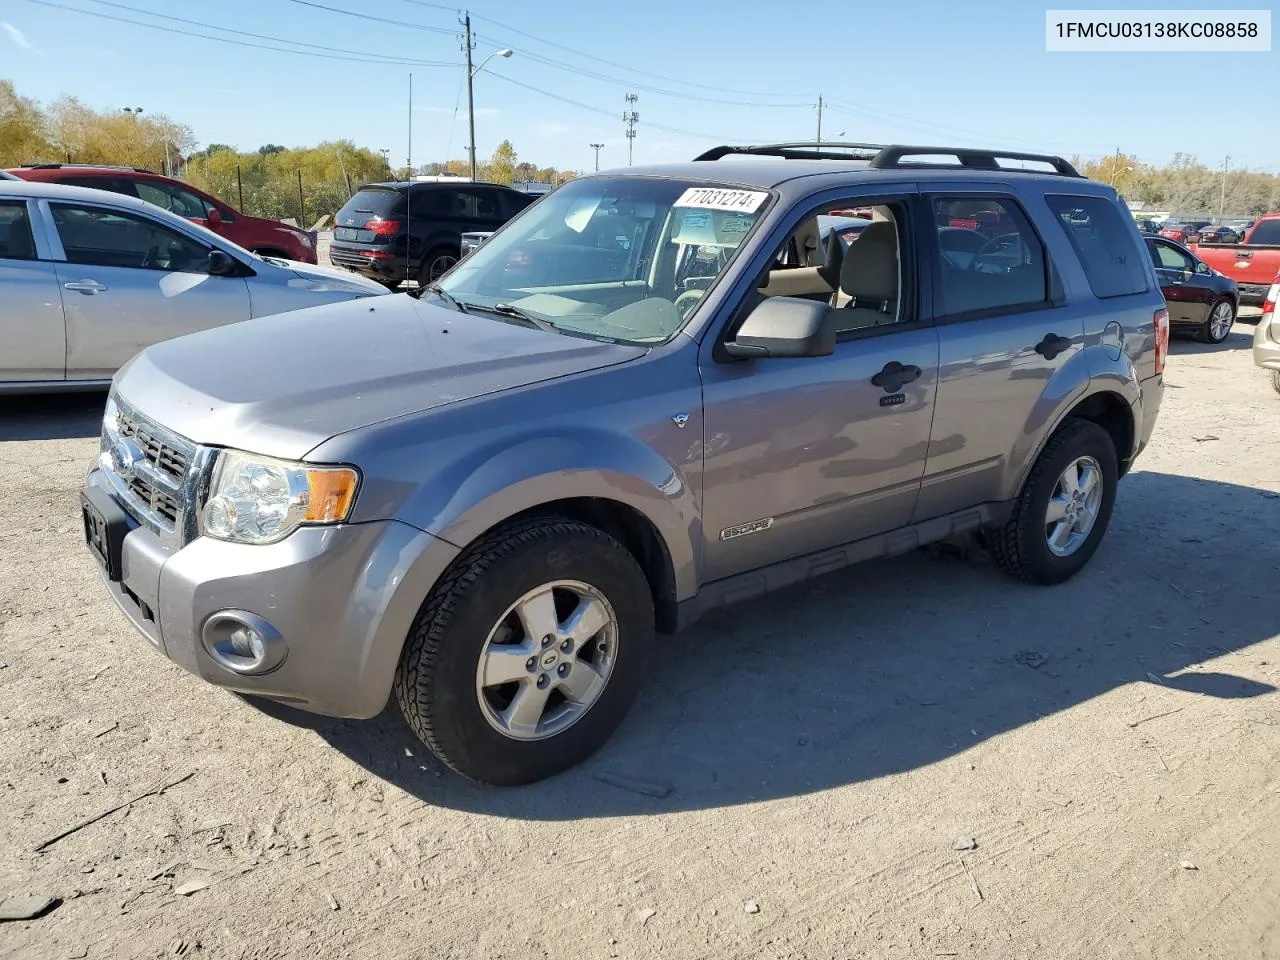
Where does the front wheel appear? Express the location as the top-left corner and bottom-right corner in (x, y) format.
(1198, 298), (1235, 344)
(394, 517), (655, 785)
(987, 418), (1118, 585)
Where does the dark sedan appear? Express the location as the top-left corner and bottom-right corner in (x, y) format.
(1145, 236), (1238, 343)
(1197, 225), (1242, 244)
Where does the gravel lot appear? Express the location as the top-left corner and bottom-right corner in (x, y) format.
(1, 321), (1277, 960)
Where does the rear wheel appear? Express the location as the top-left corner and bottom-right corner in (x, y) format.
(987, 418), (1118, 585)
(1198, 298), (1235, 344)
(394, 516), (655, 785)
(417, 247), (458, 287)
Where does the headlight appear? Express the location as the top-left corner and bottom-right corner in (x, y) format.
(296, 230), (315, 249)
(201, 450), (359, 545)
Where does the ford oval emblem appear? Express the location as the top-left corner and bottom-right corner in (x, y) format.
(109, 436), (144, 477)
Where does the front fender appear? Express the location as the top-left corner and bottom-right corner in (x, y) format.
(401, 428), (701, 601)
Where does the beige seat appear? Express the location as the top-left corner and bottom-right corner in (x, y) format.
(759, 219), (845, 300)
(833, 221), (900, 328)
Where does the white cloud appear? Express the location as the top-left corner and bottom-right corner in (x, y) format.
(2, 21), (33, 49)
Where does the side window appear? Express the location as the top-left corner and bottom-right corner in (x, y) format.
(931, 196), (1048, 317)
(1045, 194), (1148, 299)
(449, 189), (501, 219)
(757, 201), (910, 334)
(50, 203), (211, 273)
(1150, 240), (1192, 273)
(0, 200), (37, 260)
(62, 177), (134, 197)
(134, 182), (211, 220)
(502, 191), (534, 218)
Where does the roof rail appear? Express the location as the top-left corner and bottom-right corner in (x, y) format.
(21, 162), (156, 174)
(694, 142), (1082, 178)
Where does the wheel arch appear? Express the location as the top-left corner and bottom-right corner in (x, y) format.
(1012, 387), (1137, 496)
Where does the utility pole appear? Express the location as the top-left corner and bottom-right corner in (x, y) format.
(407, 73), (413, 179)
(1109, 146), (1121, 185)
(464, 14), (477, 181)
(816, 95), (824, 151)
(623, 93), (638, 166)
(1219, 155), (1230, 220)
(590, 143), (604, 171)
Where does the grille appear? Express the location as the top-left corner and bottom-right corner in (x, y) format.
(103, 398), (198, 537)
(117, 408), (190, 482)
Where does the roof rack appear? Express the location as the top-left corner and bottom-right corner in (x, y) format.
(21, 163), (156, 174)
(693, 142), (1082, 178)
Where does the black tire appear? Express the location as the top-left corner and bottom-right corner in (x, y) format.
(1197, 298), (1235, 344)
(393, 516), (654, 785)
(987, 418), (1119, 585)
(417, 246), (459, 287)
(1272, 370), (1280, 396)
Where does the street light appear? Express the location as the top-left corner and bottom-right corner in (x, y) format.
(122, 106), (142, 117)
(590, 143), (604, 171)
(467, 41), (512, 182)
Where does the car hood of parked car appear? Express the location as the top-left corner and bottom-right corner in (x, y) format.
(112, 293), (648, 460)
(259, 255), (390, 295)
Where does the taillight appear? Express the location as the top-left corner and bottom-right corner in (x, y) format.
(1263, 280), (1278, 325)
(1153, 307), (1169, 375)
(364, 219), (400, 236)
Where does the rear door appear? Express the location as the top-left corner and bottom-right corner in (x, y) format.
(42, 199), (251, 379)
(913, 190), (1083, 520)
(0, 198), (66, 382)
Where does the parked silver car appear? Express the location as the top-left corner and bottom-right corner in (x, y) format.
(0, 181), (388, 392)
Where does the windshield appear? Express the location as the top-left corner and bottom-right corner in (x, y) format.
(434, 176), (771, 344)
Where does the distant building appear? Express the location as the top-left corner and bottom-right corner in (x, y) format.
(512, 180), (555, 196)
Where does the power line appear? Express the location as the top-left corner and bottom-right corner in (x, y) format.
(395, 0), (811, 100)
(21, 0), (456, 66)
(283, 0), (458, 37)
(78, 0), (456, 65)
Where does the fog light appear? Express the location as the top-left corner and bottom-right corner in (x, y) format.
(201, 611), (287, 675)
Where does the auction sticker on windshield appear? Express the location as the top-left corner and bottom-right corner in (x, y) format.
(675, 188), (769, 212)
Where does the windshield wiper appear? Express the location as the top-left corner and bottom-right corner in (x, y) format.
(423, 283), (469, 312)
(470, 301), (560, 333)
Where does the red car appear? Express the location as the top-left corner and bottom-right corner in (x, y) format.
(5, 163), (318, 264)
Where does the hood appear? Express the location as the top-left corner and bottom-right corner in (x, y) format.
(261, 256), (389, 296)
(114, 294), (647, 460)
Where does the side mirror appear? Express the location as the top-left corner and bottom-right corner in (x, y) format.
(207, 249), (238, 276)
(723, 296), (835, 359)
(206, 207), (223, 229)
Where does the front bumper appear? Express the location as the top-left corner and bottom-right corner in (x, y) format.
(84, 467), (460, 718)
(1253, 314), (1280, 373)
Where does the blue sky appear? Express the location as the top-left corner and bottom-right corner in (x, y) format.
(2, 0), (1276, 174)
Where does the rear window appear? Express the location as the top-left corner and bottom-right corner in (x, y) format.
(1248, 219), (1280, 244)
(1045, 195), (1148, 298)
(338, 188), (404, 220)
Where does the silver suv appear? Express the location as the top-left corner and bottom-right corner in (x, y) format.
(81, 143), (1168, 785)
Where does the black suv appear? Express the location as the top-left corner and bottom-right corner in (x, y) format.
(329, 180), (534, 288)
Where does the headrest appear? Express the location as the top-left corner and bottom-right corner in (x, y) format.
(839, 220), (898, 305)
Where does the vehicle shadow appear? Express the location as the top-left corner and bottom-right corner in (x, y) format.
(267, 470), (1280, 819)
(1170, 325), (1255, 354)
(0, 391), (107, 442)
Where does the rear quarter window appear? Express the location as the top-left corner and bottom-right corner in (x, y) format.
(1045, 195), (1148, 299)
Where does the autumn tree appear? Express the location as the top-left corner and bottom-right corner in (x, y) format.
(0, 80), (51, 165)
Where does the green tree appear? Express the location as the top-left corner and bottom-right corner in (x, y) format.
(487, 139), (517, 185)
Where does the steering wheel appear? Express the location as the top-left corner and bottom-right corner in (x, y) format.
(971, 232), (1022, 274)
(674, 288), (705, 320)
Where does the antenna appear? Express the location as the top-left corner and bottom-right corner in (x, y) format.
(623, 93), (638, 166)
(407, 72), (413, 286)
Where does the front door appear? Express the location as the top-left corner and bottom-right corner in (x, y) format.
(45, 200), (251, 380)
(699, 194), (940, 582)
(1147, 238), (1214, 326)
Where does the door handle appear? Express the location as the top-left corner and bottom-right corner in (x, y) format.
(871, 361), (922, 393)
(1034, 333), (1073, 360)
(64, 280), (108, 294)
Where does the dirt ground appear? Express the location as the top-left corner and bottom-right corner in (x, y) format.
(1, 321), (1277, 960)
